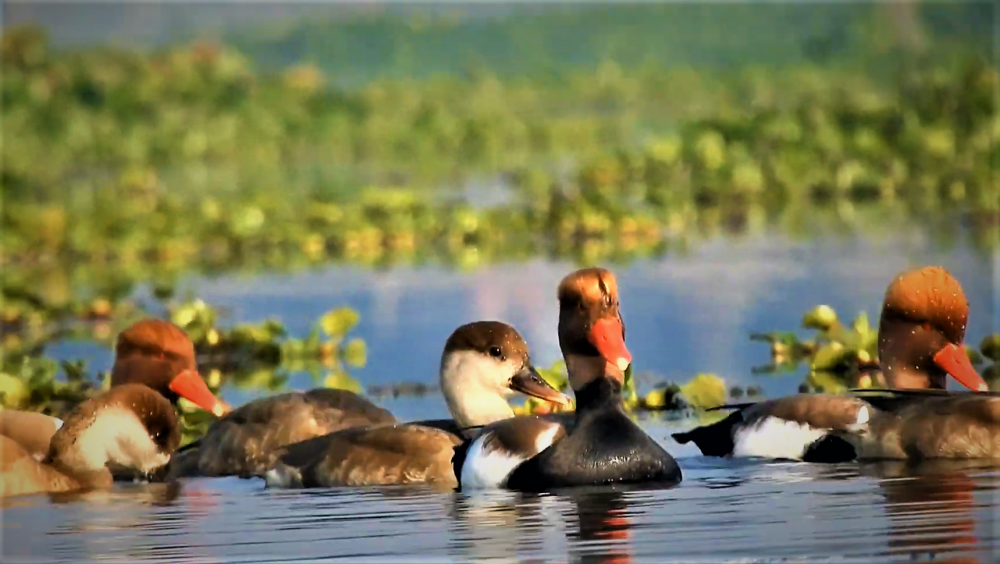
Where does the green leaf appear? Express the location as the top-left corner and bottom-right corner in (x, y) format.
(343, 338), (367, 368)
(678, 373), (727, 409)
(323, 370), (362, 394)
(980, 334), (1000, 362)
(802, 305), (838, 331)
(810, 343), (852, 372)
(807, 370), (847, 395)
(0, 373), (27, 408)
(320, 307), (360, 338)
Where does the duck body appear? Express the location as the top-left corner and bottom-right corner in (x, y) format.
(0, 409), (64, 461)
(503, 379), (680, 491)
(0, 384), (180, 498)
(672, 394), (870, 462)
(672, 266), (989, 462)
(259, 321), (571, 489)
(264, 420), (468, 488)
(169, 388), (396, 479)
(837, 391), (1000, 460)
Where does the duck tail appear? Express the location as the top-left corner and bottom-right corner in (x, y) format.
(670, 411), (744, 457)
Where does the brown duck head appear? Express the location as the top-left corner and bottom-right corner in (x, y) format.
(878, 266), (987, 392)
(45, 383), (182, 483)
(111, 319), (231, 416)
(440, 320), (570, 427)
(557, 267), (632, 391)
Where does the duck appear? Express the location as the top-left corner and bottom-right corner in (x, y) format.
(260, 320), (570, 489)
(671, 266), (989, 462)
(832, 390), (1000, 461)
(0, 319), (229, 461)
(0, 383), (181, 498)
(454, 267), (683, 492)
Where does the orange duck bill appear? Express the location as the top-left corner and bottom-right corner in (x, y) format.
(169, 370), (232, 416)
(933, 344), (989, 392)
(589, 317), (632, 372)
(509, 366), (572, 406)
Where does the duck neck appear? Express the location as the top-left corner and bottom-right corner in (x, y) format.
(565, 353), (624, 412)
(573, 376), (624, 412)
(440, 351), (515, 428)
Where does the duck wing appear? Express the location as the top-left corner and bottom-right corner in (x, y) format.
(168, 389), (395, 478)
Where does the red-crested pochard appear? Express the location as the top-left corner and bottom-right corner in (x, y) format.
(261, 320), (570, 489)
(0, 383), (180, 498)
(671, 266), (988, 462)
(0, 319), (228, 461)
(454, 268), (682, 491)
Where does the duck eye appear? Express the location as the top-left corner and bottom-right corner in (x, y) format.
(489, 346), (503, 358)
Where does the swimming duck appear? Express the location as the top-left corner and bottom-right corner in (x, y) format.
(0, 319), (228, 461)
(455, 267), (683, 491)
(0, 383), (181, 498)
(832, 390), (1000, 460)
(261, 320), (570, 489)
(671, 266), (988, 462)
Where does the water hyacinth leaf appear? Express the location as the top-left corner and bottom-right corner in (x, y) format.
(323, 370), (363, 394)
(807, 370), (847, 395)
(966, 347), (984, 366)
(343, 338), (367, 368)
(810, 343), (852, 371)
(0, 373), (27, 408)
(678, 373), (726, 409)
(537, 360), (568, 391)
(980, 334), (1000, 362)
(320, 308), (360, 339)
(802, 305), (838, 331)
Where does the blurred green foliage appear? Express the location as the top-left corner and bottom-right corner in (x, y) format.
(1, 5), (997, 433)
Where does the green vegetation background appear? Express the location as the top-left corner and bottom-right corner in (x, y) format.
(1, 3), (997, 438)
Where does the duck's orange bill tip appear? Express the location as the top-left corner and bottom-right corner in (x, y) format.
(169, 369), (229, 415)
(589, 318), (632, 372)
(933, 343), (989, 392)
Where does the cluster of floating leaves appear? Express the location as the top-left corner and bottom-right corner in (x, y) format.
(511, 360), (751, 418)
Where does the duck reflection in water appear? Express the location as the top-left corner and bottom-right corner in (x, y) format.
(449, 487), (636, 564)
(862, 460), (1000, 564)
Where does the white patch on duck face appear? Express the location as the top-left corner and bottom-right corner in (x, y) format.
(71, 407), (168, 474)
(731, 416), (830, 460)
(459, 433), (530, 490)
(441, 351), (523, 428)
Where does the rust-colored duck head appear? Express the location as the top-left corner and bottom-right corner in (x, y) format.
(111, 319), (231, 416)
(878, 266), (987, 392)
(557, 267), (632, 391)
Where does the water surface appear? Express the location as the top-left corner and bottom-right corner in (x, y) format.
(6, 229), (997, 563)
